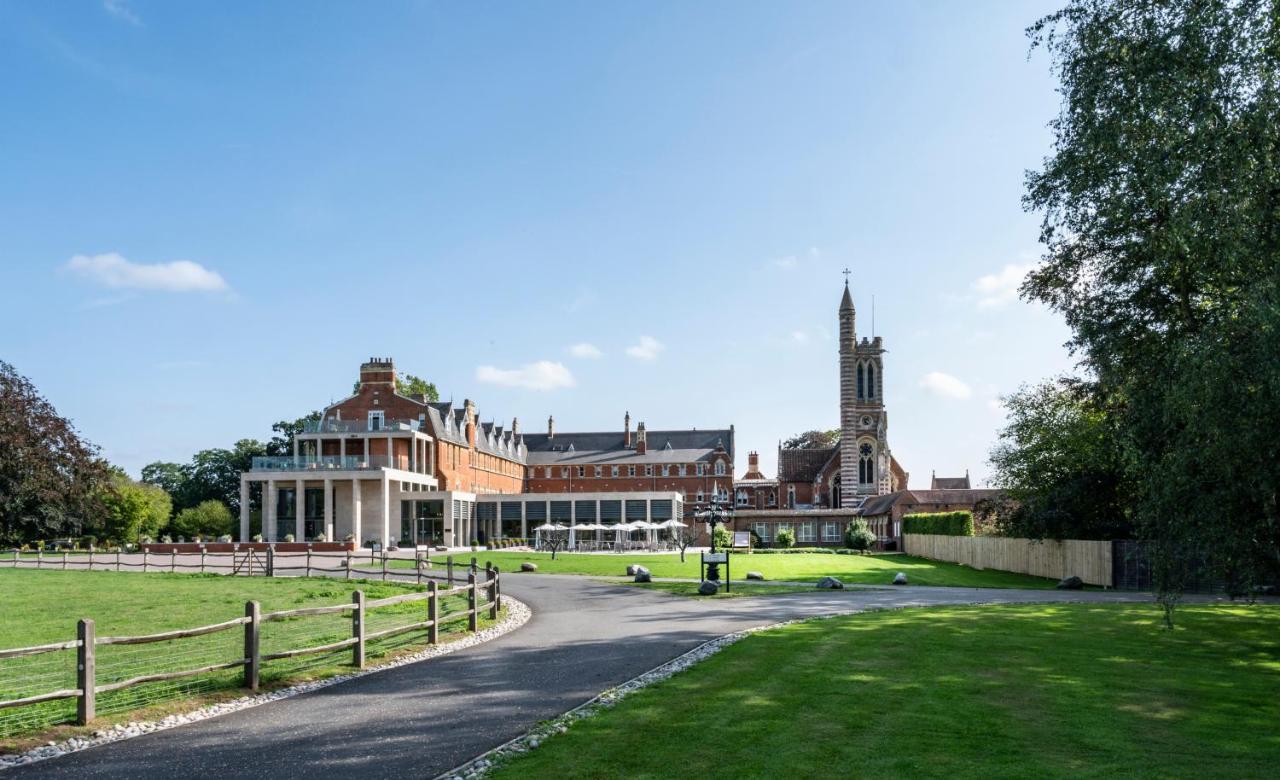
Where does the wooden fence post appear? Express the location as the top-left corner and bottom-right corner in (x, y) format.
(63, 550), (68, 570)
(427, 581), (439, 645)
(200, 549), (206, 574)
(88, 547), (94, 571)
(77, 619), (95, 725)
(170, 550), (176, 573)
(306, 550), (312, 578)
(345, 550), (352, 580)
(467, 573), (478, 632)
(352, 591), (366, 669)
(381, 553), (388, 582)
(12, 549), (18, 568)
(447, 555), (454, 587)
(470, 557), (478, 577)
(244, 601), (260, 691)
(115, 548), (121, 572)
(415, 552), (422, 586)
(486, 565), (497, 620)
(37, 547), (43, 569)
(142, 549), (148, 573)
(267, 547), (275, 578)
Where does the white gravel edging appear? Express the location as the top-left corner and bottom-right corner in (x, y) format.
(0, 596), (531, 772)
(440, 600), (1019, 780)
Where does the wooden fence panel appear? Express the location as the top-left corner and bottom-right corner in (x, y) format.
(904, 534), (1112, 586)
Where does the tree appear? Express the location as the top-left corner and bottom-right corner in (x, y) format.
(673, 525), (695, 562)
(983, 378), (1129, 541)
(397, 374), (439, 401)
(266, 413), (321, 457)
(0, 361), (109, 544)
(844, 518), (876, 551)
(99, 468), (171, 545)
(143, 439), (267, 517)
(712, 524), (733, 550)
(170, 500), (234, 540)
(1024, 0), (1280, 622)
(782, 429), (840, 450)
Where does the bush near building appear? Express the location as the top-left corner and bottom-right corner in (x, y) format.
(903, 511), (974, 536)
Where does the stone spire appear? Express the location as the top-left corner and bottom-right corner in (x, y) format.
(839, 279), (859, 508)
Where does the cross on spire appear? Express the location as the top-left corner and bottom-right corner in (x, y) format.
(842, 267), (852, 284)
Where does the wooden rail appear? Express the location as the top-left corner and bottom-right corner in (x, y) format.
(0, 570), (500, 729)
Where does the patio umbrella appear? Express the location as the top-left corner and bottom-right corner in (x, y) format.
(660, 518), (688, 528)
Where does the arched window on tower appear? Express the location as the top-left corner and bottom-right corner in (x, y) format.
(857, 364), (864, 399)
(859, 442), (875, 485)
(867, 364), (875, 401)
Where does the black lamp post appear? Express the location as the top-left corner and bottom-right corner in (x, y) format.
(694, 498), (735, 581)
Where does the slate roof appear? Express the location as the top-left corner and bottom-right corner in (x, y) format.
(930, 474), (971, 490)
(858, 488), (1001, 517)
(522, 428), (733, 466)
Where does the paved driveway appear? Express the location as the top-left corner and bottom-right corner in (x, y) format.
(8, 574), (1154, 779)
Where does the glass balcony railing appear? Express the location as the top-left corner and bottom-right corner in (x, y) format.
(250, 455), (397, 472)
(302, 418), (422, 434)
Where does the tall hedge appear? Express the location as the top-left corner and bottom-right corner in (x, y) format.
(902, 511), (974, 537)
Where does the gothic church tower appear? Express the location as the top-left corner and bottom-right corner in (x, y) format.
(838, 279), (893, 507)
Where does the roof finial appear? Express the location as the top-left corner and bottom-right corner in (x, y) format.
(842, 267), (852, 284)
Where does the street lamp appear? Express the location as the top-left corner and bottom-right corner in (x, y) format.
(693, 498), (735, 581)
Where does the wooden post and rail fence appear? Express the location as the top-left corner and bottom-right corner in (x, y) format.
(903, 534), (1114, 586)
(0, 567), (501, 730)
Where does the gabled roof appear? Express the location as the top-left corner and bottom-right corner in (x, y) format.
(523, 427), (733, 466)
(778, 447), (837, 482)
(930, 474), (971, 490)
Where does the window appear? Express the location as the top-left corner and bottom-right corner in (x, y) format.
(714, 461), (725, 476)
(577, 466), (585, 478)
(368, 410), (384, 431)
(857, 363), (864, 399)
(628, 465), (636, 477)
(595, 465), (603, 477)
(753, 523), (768, 542)
(797, 522), (816, 542)
(822, 522), (841, 541)
(767, 492), (777, 507)
(678, 465), (688, 477)
(859, 442), (875, 484)
(696, 463), (706, 476)
(867, 364), (876, 400)
(644, 465), (653, 477)
(611, 465), (619, 477)
(561, 467), (570, 479)
(787, 485), (796, 508)
(696, 491), (704, 503)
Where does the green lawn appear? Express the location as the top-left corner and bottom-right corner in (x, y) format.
(403, 550), (1062, 589)
(491, 603), (1280, 779)
(0, 569), (498, 747)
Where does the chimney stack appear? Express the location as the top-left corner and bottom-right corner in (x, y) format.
(624, 411), (632, 448)
(636, 421), (647, 455)
(548, 415), (555, 438)
(464, 399), (477, 448)
(511, 417), (520, 436)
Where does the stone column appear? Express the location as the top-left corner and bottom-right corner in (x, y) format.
(323, 478), (334, 540)
(239, 477), (250, 542)
(340, 437), (346, 461)
(352, 478), (362, 545)
(386, 435), (393, 469)
(569, 500), (576, 550)
(410, 435), (417, 473)
(381, 474), (392, 549)
(265, 480), (277, 541)
(295, 478), (306, 541)
(363, 438), (370, 463)
(521, 501), (527, 540)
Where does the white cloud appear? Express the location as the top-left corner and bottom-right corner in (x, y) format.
(625, 336), (664, 361)
(791, 330), (809, 344)
(475, 361), (575, 391)
(772, 246), (821, 271)
(972, 263), (1035, 308)
(103, 0), (141, 25)
(66, 253), (229, 292)
(919, 371), (973, 400)
(567, 342), (603, 359)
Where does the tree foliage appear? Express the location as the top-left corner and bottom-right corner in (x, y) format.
(782, 429), (840, 450)
(984, 378), (1129, 540)
(99, 468), (171, 544)
(776, 527), (796, 548)
(1025, 0), (1280, 616)
(0, 361), (109, 544)
(397, 374), (439, 402)
(170, 500), (234, 540)
(844, 518), (876, 551)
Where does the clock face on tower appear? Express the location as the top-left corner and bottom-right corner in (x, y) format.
(861, 415), (873, 428)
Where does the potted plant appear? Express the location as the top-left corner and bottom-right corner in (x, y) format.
(251, 533), (264, 543)
(313, 533), (327, 542)
(284, 533), (295, 543)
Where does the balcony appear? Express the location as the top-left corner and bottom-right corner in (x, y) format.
(250, 455), (396, 472)
(302, 418), (423, 434)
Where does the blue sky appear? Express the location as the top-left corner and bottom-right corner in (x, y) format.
(0, 0), (1075, 485)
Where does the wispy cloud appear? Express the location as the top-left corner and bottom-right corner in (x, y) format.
(476, 361), (576, 391)
(919, 371), (972, 400)
(625, 336), (664, 361)
(563, 288), (598, 313)
(973, 262), (1036, 308)
(772, 246), (822, 270)
(567, 343), (603, 359)
(103, 0), (142, 26)
(65, 253), (230, 293)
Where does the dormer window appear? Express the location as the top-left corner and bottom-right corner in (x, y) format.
(714, 461), (726, 476)
(368, 411), (384, 431)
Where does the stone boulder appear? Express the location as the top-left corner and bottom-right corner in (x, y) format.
(1056, 575), (1084, 590)
(634, 570), (652, 583)
(520, 562), (538, 572)
(892, 572), (908, 585)
(626, 564), (641, 576)
(745, 571), (765, 581)
(815, 576), (844, 590)
(698, 579), (720, 596)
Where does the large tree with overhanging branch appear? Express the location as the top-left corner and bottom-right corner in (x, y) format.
(1023, 0), (1280, 621)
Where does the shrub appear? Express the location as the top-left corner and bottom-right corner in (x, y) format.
(844, 518), (876, 551)
(283, 533), (295, 542)
(902, 511), (975, 536)
(776, 527), (796, 548)
(251, 533), (264, 542)
(712, 525), (733, 549)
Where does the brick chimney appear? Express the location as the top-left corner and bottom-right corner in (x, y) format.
(358, 357), (396, 389)
(548, 415), (555, 438)
(465, 399), (477, 448)
(623, 411), (631, 448)
(636, 421), (647, 455)
(511, 417), (520, 436)
(744, 450), (765, 480)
